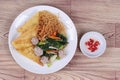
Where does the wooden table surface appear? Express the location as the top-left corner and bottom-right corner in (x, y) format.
(1, 0), (120, 80)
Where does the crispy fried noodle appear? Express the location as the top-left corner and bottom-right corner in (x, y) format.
(37, 11), (66, 41)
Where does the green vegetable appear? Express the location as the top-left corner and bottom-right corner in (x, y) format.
(41, 51), (55, 57)
(37, 43), (54, 51)
(46, 38), (67, 49)
(56, 56), (61, 60)
(50, 55), (57, 63)
(37, 33), (68, 51)
(47, 63), (52, 67)
(59, 45), (65, 50)
(37, 33), (68, 67)
(56, 33), (67, 43)
(47, 55), (57, 67)
(38, 43), (49, 51)
(38, 41), (46, 46)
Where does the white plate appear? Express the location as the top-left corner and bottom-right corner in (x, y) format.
(8, 5), (77, 74)
(80, 31), (106, 58)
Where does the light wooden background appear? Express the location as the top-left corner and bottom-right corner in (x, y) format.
(0, 0), (120, 80)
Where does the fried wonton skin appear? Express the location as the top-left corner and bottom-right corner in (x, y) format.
(12, 13), (43, 66)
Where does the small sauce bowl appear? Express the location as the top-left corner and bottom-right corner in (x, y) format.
(80, 31), (106, 58)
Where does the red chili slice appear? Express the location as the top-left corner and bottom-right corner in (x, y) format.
(85, 42), (88, 46)
(90, 38), (94, 43)
(88, 47), (92, 51)
(85, 38), (100, 52)
(91, 46), (97, 52)
(88, 41), (93, 46)
(94, 41), (100, 46)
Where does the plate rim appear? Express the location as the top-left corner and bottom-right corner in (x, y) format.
(8, 5), (78, 74)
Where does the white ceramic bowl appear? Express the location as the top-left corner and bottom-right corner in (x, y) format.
(80, 31), (106, 58)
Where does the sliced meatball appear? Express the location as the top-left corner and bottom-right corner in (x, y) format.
(31, 37), (39, 45)
(41, 56), (49, 64)
(58, 50), (66, 59)
(34, 46), (43, 56)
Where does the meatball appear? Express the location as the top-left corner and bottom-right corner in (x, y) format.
(58, 50), (66, 59)
(41, 56), (49, 64)
(34, 46), (43, 56)
(31, 37), (39, 45)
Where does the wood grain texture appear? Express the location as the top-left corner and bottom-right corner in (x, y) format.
(115, 24), (120, 47)
(64, 48), (120, 71)
(116, 72), (120, 80)
(71, 0), (120, 23)
(0, 50), (24, 80)
(25, 71), (115, 80)
(0, 0), (120, 80)
(74, 22), (115, 47)
(71, 0), (117, 47)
